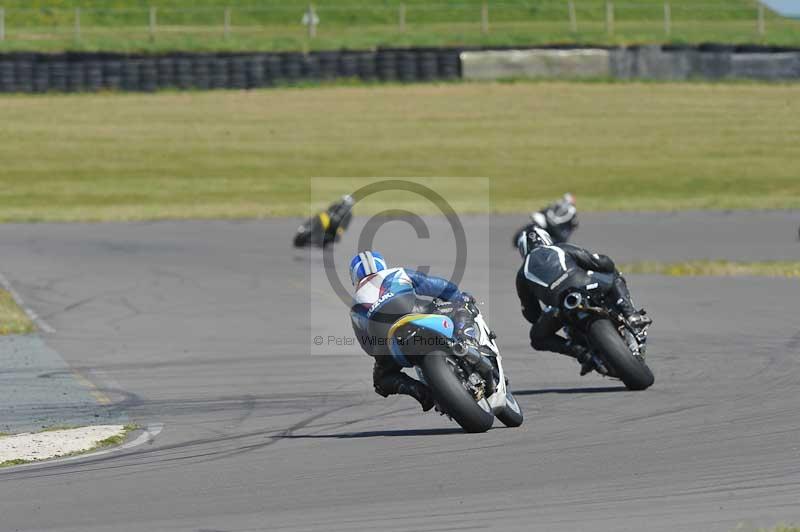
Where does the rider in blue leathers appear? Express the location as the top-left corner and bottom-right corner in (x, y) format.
(349, 251), (474, 411)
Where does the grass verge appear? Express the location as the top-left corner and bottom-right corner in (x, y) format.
(93, 424), (138, 448)
(0, 458), (28, 467)
(1, 21), (800, 53)
(0, 81), (798, 221)
(622, 260), (800, 278)
(0, 0), (796, 52)
(0, 289), (36, 335)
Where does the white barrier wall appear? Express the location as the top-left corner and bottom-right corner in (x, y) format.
(461, 49), (611, 80)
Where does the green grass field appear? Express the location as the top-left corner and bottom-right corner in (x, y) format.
(0, 0), (796, 52)
(0, 81), (797, 221)
(622, 261), (800, 278)
(0, 289), (35, 334)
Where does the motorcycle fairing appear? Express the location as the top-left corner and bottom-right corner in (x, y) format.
(387, 313), (454, 367)
(318, 211), (331, 231)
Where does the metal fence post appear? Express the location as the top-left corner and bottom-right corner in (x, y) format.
(307, 3), (316, 38)
(0, 8), (5, 42)
(224, 7), (231, 39)
(664, 2), (671, 37)
(481, 1), (489, 35)
(399, 3), (406, 33)
(75, 7), (81, 41)
(606, 1), (614, 37)
(568, 0), (577, 32)
(757, 2), (765, 37)
(149, 6), (157, 41)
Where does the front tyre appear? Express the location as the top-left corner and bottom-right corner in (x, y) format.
(495, 392), (524, 428)
(420, 352), (494, 433)
(588, 319), (654, 391)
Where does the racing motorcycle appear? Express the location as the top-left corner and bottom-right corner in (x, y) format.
(553, 272), (654, 390)
(511, 193), (578, 246)
(293, 195), (353, 248)
(387, 300), (523, 433)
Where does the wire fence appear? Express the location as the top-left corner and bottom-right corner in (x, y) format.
(0, 2), (794, 49)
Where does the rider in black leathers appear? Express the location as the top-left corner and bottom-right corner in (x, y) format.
(515, 227), (651, 374)
(512, 193), (578, 247)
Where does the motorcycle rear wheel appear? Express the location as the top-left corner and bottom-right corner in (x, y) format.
(421, 352), (495, 433)
(293, 229), (311, 248)
(588, 319), (654, 391)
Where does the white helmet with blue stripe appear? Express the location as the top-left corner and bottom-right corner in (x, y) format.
(349, 251), (387, 285)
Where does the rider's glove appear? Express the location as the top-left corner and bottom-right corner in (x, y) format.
(457, 292), (479, 316)
(458, 291), (475, 304)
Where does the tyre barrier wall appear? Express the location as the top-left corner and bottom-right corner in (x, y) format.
(461, 44), (800, 82)
(0, 45), (798, 94)
(611, 45), (800, 81)
(0, 49), (461, 93)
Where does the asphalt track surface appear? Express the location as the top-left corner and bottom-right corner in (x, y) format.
(0, 211), (798, 532)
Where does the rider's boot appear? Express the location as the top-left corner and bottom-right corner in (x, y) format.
(611, 276), (652, 329)
(626, 309), (652, 330)
(396, 378), (435, 412)
(375, 372), (435, 412)
(569, 344), (596, 376)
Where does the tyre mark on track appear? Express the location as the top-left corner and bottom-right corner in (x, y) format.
(617, 403), (708, 424)
(0, 392), (432, 480)
(787, 331), (800, 350)
(0, 396), (363, 479)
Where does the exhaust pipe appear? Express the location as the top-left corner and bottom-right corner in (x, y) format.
(563, 291), (583, 310)
(463, 348), (497, 397)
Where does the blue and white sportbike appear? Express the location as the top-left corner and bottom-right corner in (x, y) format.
(388, 299), (523, 433)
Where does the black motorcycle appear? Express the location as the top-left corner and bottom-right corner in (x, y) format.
(512, 194), (579, 247)
(553, 272), (654, 390)
(293, 195), (353, 248)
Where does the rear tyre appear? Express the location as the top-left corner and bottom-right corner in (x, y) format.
(588, 319), (654, 391)
(495, 392), (523, 427)
(293, 217), (321, 248)
(293, 227), (310, 248)
(420, 352), (494, 433)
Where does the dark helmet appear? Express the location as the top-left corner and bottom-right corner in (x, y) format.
(516, 226), (553, 258)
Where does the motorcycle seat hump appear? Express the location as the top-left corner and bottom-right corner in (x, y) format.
(524, 247), (590, 306)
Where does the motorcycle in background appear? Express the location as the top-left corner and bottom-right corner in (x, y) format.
(294, 195), (354, 248)
(512, 193), (578, 246)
